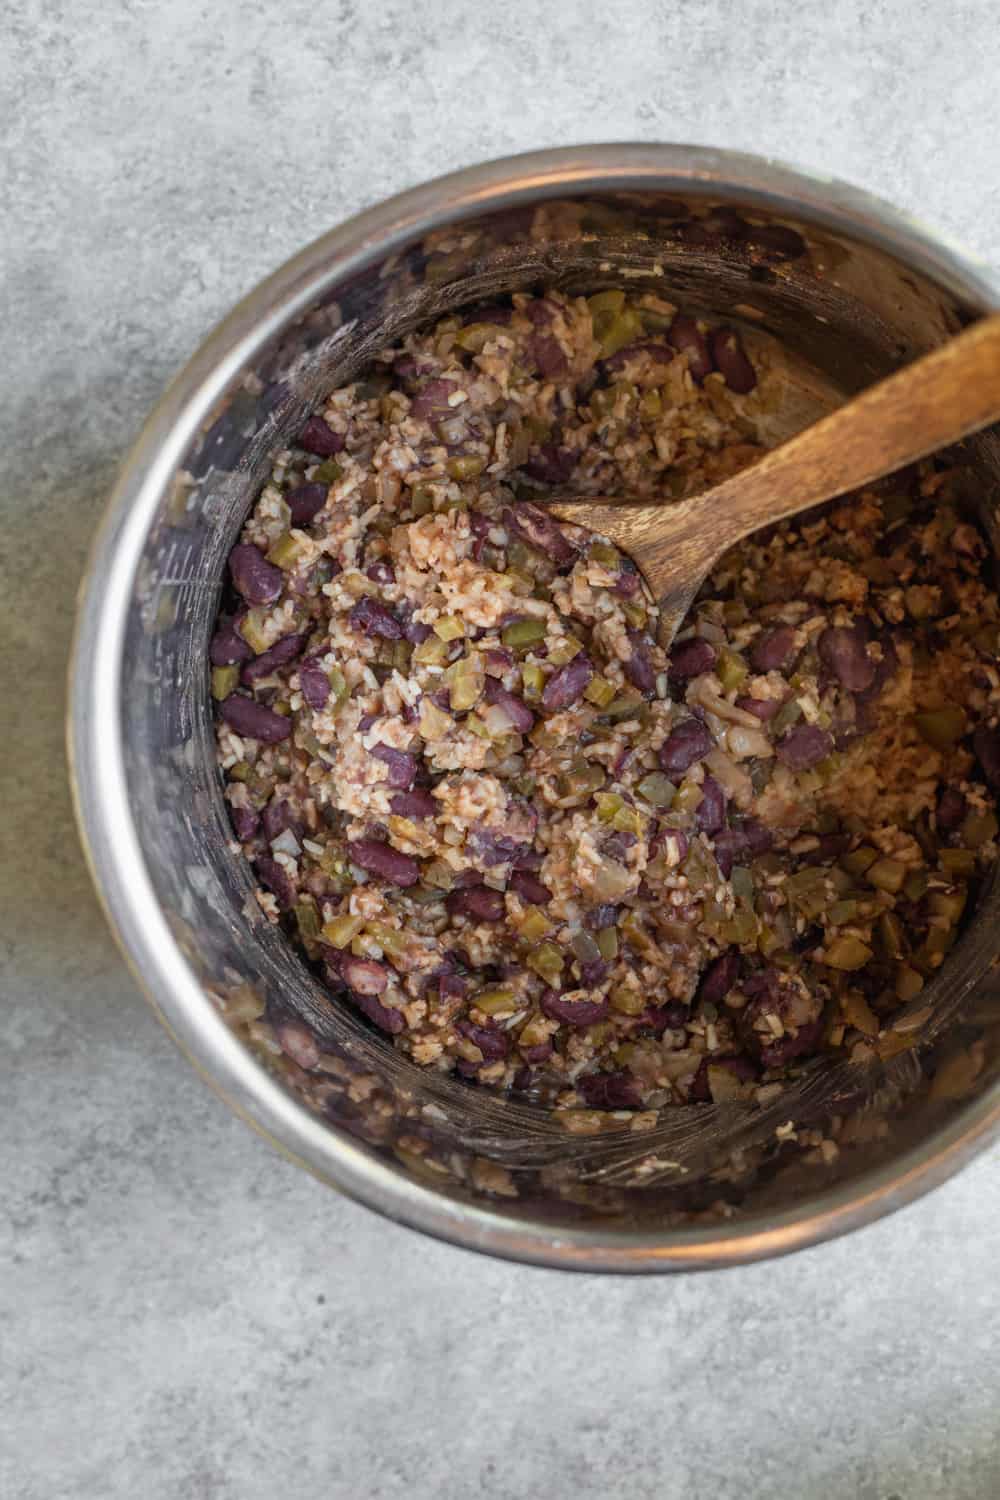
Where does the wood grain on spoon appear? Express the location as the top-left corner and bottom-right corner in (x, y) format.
(543, 312), (1000, 646)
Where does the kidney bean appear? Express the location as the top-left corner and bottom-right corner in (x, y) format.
(275, 1020), (320, 1070)
(669, 636), (717, 681)
(541, 991), (609, 1026)
(710, 829), (745, 878)
(709, 326), (756, 393)
(667, 315), (714, 383)
(530, 332), (568, 379)
(508, 870), (551, 906)
(229, 804), (260, 842)
(228, 543), (283, 605)
(519, 1042), (553, 1065)
(456, 1020), (509, 1062)
(700, 951), (741, 1003)
(484, 677), (535, 733)
(351, 989), (405, 1035)
(210, 617), (253, 666)
(759, 1017), (825, 1069)
(261, 798), (298, 843)
(348, 838), (419, 887)
(409, 378), (457, 420)
(542, 655), (593, 711)
(349, 596), (403, 639)
(602, 340), (675, 373)
(298, 416), (344, 456)
(341, 957), (389, 996)
(696, 776), (727, 834)
(577, 1070), (641, 1109)
(219, 694), (291, 744)
(286, 482), (329, 526)
(298, 658), (332, 711)
(750, 626), (797, 673)
(936, 787), (968, 830)
(241, 632), (306, 683)
(735, 694), (781, 721)
(389, 789), (437, 821)
(371, 744), (418, 790)
(818, 625), (875, 693)
(777, 723), (833, 770)
(447, 885), (506, 923)
(505, 501), (576, 563)
(659, 716), (712, 774)
(254, 855), (294, 909)
(366, 560), (396, 587)
(689, 1053), (758, 1101)
(522, 443), (576, 486)
(624, 631), (657, 695)
(973, 724), (1000, 789)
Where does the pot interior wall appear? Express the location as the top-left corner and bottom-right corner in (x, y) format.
(121, 189), (1000, 1230)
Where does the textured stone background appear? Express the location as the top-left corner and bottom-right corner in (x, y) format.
(3, 3), (1000, 1497)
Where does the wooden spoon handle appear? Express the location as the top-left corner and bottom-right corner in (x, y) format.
(687, 311), (1000, 549)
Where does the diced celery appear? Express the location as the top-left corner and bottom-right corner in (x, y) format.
(321, 914), (365, 949)
(822, 935), (874, 971)
(584, 675), (617, 708)
(501, 617), (547, 652)
(433, 615), (465, 641)
(636, 773), (676, 807)
(212, 665), (240, 700)
(914, 706), (967, 748)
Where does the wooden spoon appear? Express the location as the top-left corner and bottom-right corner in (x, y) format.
(542, 314), (1000, 646)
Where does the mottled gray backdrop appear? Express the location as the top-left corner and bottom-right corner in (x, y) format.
(3, 2), (999, 1497)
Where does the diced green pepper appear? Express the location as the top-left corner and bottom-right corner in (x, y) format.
(866, 858), (907, 894)
(621, 599), (647, 630)
(609, 982), (646, 1015)
(589, 542), (620, 568)
(212, 665), (240, 700)
(267, 530), (310, 570)
(596, 925), (619, 961)
(517, 907), (553, 942)
(822, 935), (874, 971)
(961, 810), (998, 847)
(841, 846), (879, 878)
(599, 689), (646, 723)
(446, 454), (486, 480)
(548, 635), (583, 666)
(413, 635), (448, 666)
(410, 482), (435, 516)
(914, 706), (967, 749)
(903, 868), (929, 902)
(454, 322), (506, 353)
(771, 699), (803, 735)
(239, 609), (273, 655)
(365, 920), (409, 960)
(433, 615), (465, 641)
(526, 943), (565, 984)
(895, 964), (925, 1002)
(636, 772), (676, 808)
(321, 914), (365, 949)
(939, 847), (977, 878)
(294, 900), (321, 943)
(560, 762), (607, 801)
(501, 617), (547, 652)
(521, 663), (545, 700)
(716, 647), (749, 694)
(584, 675), (617, 708)
(877, 911), (905, 959)
(474, 986), (518, 1016)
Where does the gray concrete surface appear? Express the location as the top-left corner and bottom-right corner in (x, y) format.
(4, 3), (1000, 1497)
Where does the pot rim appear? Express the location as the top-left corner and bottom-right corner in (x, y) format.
(68, 143), (1000, 1272)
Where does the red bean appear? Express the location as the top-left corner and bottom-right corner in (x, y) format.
(447, 885), (506, 923)
(210, 617), (253, 666)
(371, 744), (418, 790)
(669, 637), (717, 681)
(389, 789), (437, 820)
(241, 632), (306, 683)
(542, 654), (593, 712)
(936, 787), (968, 830)
(818, 625), (875, 693)
(254, 855), (294, 909)
(348, 838), (419, 887)
(505, 501), (576, 563)
(341, 957), (389, 995)
(577, 1070), (641, 1109)
(973, 724), (1000, 788)
(530, 332), (568, 379)
(696, 776), (726, 834)
(299, 658), (332, 711)
(261, 798), (298, 843)
(366, 560), (395, 586)
(275, 1020), (320, 1070)
(749, 626), (796, 673)
(228, 543), (283, 605)
(456, 1020), (509, 1061)
(709, 326), (756, 393)
(298, 416), (344, 456)
(700, 951), (741, 1003)
(776, 723), (833, 770)
(667, 315), (713, 384)
(286, 482), (329, 526)
(522, 443), (576, 486)
(735, 694), (781, 721)
(508, 870), (551, 906)
(409, 379), (457, 420)
(624, 632), (657, 695)
(483, 677), (535, 733)
(219, 694), (291, 744)
(659, 717), (712, 773)
(229, 804), (260, 842)
(349, 596), (403, 639)
(350, 990), (405, 1035)
(541, 991), (609, 1026)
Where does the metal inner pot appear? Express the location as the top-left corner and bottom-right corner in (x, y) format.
(71, 147), (1000, 1270)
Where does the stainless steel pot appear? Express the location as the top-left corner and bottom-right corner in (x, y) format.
(69, 145), (1000, 1270)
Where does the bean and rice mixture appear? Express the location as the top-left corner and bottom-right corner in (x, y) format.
(211, 288), (1000, 1114)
